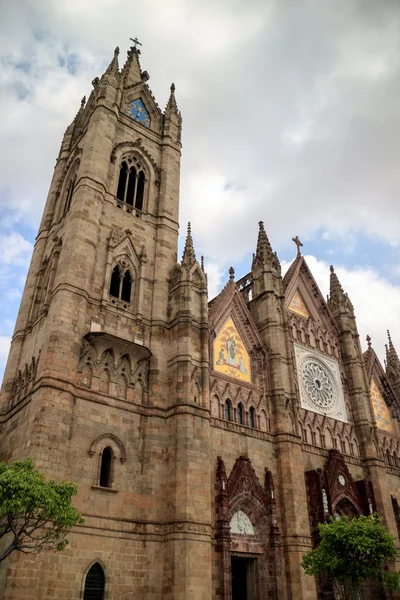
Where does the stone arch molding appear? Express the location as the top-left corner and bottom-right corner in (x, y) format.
(89, 433), (127, 464)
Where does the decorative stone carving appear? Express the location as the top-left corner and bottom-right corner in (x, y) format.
(230, 511), (255, 535)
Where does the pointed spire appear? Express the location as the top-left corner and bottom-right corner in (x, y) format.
(386, 330), (400, 371)
(105, 46), (120, 76)
(165, 82), (179, 114)
(329, 265), (345, 302)
(254, 221), (273, 263)
(181, 222), (196, 268)
(329, 265), (354, 313)
(121, 45), (143, 87)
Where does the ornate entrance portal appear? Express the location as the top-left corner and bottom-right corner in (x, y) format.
(231, 557), (257, 600)
(215, 456), (282, 600)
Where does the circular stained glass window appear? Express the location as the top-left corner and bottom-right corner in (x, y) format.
(300, 356), (337, 411)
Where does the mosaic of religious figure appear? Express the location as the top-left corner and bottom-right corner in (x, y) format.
(371, 378), (393, 432)
(288, 290), (309, 319)
(213, 317), (251, 383)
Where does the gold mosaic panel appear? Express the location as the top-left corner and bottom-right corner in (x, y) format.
(371, 378), (393, 432)
(288, 290), (309, 319)
(213, 316), (251, 383)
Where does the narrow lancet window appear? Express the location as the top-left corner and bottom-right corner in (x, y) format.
(109, 266), (121, 298)
(225, 399), (232, 422)
(117, 162), (128, 201)
(249, 406), (256, 428)
(83, 562), (105, 600)
(126, 166), (137, 206)
(121, 270), (132, 302)
(136, 171), (145, 210)
(99, 447), (112, 488)
(237, 403), (244, 425)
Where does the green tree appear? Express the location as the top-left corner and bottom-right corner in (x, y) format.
(302, 514), (400, 600)
(0, 458), (83, 563)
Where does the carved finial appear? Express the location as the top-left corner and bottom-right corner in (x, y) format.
(114, 46), (120, 56)
(292, 235), (303, 256)
(366, 334), (371, 348)
(165, 82), (179, 114)
(229, 266), (235, 281)
(81, 96), (86, 108)
(181, 222), (196, 268)
(330, 265), (334, 274)
(201, 255), (204, 272)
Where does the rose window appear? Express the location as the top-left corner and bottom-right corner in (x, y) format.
(301, 359), (335, 409)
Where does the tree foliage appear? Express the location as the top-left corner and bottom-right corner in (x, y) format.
(302, 514), (400, 600)
(0, 459), (83, 563)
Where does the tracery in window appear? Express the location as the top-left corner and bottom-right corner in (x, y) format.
(116, 156), (146, 211)
(109, 263), (133, 304)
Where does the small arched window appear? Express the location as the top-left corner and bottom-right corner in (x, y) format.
(84, 562), (105, 600)
(64, 179), (75, 214)
(116, 156), (146, 211)
(109, 264), (133, 305)
(99, 447), (113, 488)
(249, 406), (256, 429)
(237, 403), (244, 425)
(225, 399), (232, 422)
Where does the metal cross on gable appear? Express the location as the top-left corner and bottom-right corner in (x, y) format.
(292, 235), (303, 256)
(129, 37), (142, 49)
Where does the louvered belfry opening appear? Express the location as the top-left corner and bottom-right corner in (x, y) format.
(83, 563), (105, 600)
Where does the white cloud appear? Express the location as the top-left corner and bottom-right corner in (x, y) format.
(0, 233), (33, 267)
(0, 336), (11, 362)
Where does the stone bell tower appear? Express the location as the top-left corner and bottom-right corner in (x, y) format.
(0, 42), (212, 600)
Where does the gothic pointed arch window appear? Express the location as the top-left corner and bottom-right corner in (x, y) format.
(249, 406), (256, 428)
(99, 447), (113, 488)
(83, 562), (105, 600)
(116, 155), (147, 211)
(237, 402), (244, 425)
(109, 262), (133, 306)
(225, 399), (232, 422)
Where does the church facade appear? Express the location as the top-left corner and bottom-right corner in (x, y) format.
(0, 43), (399, 600)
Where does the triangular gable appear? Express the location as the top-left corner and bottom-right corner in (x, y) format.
(209, 281), (266, 385)
(288, 290), (310, 319)
(284, 256), (337, 332)
(363, 345), (398, 431)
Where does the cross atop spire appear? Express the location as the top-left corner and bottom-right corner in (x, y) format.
(129, 37), (142, 50)
(292, 236), (303, 256)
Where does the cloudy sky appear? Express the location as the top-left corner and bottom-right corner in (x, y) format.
(0, 0), (399, 378)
